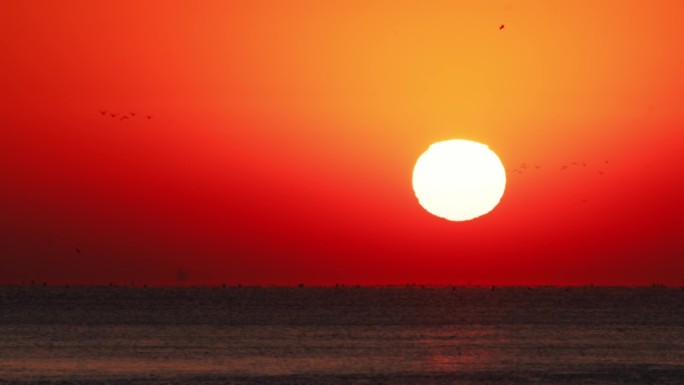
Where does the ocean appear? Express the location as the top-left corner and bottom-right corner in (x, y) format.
(1, 286), (683, 384)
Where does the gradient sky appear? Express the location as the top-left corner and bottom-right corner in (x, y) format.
(1, 0), (683, 286)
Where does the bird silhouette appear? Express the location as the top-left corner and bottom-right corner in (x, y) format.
(561, 165), (568, 171)
(75, 247), (81, 253)
(110, 113), (118, 118)
(146, 115), (152, 119)
(535, 165), (541, 170)
(130, 112), (136, 117)
(99, 110), (107, 116)
(499, 24), (505, 30)
(598, 171), (605, 175)
(120, 116), (129, 121)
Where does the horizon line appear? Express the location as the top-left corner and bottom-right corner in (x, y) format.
(1, 283), (680, 289)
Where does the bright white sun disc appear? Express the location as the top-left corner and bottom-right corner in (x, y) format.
(412, 139), (506, 221)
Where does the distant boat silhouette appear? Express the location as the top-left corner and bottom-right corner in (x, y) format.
(99, 110), (107, 116)
(146, 115), (152, 119)
(130, 112), (136, 117)
(110, 113), (117, 118)
(499, 24), (505, 30)
(74, 247), (81, 253)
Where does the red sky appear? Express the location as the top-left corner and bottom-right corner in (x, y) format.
(1, 0), (683, 286)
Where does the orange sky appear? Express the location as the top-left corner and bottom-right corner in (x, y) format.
(1, 0), (683, 286)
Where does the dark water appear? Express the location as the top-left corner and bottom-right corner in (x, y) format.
(1, 286), (683, 384)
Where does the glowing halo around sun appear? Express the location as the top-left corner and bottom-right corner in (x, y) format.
(412, 139), (506, 221)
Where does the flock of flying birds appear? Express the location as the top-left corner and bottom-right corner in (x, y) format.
(99, 110), (152, 121)
(506, 159), (610, 176)
(506, 159), (611, 205)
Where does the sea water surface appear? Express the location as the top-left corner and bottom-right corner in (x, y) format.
(1, 286), (683, 384)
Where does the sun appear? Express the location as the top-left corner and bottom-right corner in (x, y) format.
(412, 139), (506, 221)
